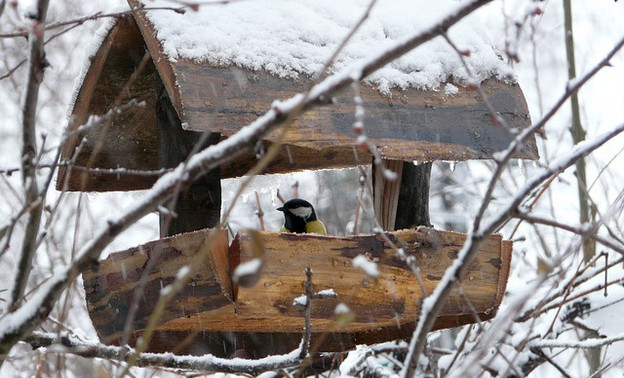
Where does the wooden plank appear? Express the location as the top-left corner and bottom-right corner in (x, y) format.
(85, 229), (510, 356)
(59, 9), (538, 191)
(499, 240), (513, 306)
(173, 63), (538, 162)
(83, 228), (230, 341)
(226, 229), (504, 333)
(57, 14), (160, 192)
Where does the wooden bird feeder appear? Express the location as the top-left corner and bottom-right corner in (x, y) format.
(65, 2), (538, 359)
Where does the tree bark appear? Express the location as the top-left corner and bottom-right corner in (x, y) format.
(10, 0), (50, 306)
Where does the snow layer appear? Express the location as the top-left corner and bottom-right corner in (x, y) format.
(144, 0), (513, 94)
(67, 15), (121, 120)
(352, 255), (379, 277)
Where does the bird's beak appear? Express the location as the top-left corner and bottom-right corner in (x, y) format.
(277, 206), (284, 212)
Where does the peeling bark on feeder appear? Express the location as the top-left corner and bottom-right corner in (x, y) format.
(374, 159), (433, 231)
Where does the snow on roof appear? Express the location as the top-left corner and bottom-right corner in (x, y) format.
(68, 17), (118, 119)
(144, 0), (513, 95)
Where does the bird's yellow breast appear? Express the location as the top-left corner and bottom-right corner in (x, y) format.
(281, 220), (327, 235)
(305, 220), (327, 235)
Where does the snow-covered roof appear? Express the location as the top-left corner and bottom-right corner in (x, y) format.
(144, 0), (513, 95)
(60, 2), (537, 192)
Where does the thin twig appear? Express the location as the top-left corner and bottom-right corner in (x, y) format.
(530, 333), (624, 349)
(472, 35), (624, 232)
(301, 267), (314, 360)
(255, 191), (265, 231)
(0, 8), (188, 38)
(516, 213), (624, 256)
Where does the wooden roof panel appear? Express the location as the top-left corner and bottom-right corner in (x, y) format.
(174, 62), (537, 161)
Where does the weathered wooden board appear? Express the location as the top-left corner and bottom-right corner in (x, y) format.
(83, 228), (230, 341)
(172, 62), (537, 163)
(57, 14), (160, 192)
(226, 229), (506, 332)
(58, 9), (538, 192)
(84, 228), (511, 357)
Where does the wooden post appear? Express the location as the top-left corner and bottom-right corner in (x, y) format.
(374, 159), (432, 231)
(156, 83), (221, 236)
(373, 159), (403, 231)
(395, 161), (432, 229)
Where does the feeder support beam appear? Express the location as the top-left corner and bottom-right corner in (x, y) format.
(156, 82), (221, 236)
(374, 159), (432, 231)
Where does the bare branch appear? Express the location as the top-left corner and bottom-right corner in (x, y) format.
(529, 348), (573, 378)
(516, 254), (624, 322)
(10, 0), (50, 307)
(0, 7), (187, 39)
(516, 213), (624, 256)
(300, 267), (314, 360)
(473, 35), (624, 231)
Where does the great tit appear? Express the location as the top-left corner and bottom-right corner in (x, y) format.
(277, 198), (327, 235)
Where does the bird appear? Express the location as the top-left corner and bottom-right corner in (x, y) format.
(277, 198), (327, 235)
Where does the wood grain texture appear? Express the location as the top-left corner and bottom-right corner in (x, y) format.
(83, 228), (230, 341)
(395, 161), (433, 229)
(173, 62), (538, 163)
(373, 159), (404, 230)
(229, 229), (504, 333)
(85, 228), (510, 356)
(57, 14), (159, 192)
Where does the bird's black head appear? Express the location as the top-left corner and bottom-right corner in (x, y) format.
(277, 198), (317, 233)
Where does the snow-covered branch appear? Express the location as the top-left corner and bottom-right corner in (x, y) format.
(402, 121), (624, 377)
(10, 0), (50, 308)
(24, 332), (305, 375)
(530, 332), (624, 349)
(473, 34), (624, 230)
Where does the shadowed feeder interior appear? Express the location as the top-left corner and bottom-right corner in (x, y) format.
(61, 5), (538, 358)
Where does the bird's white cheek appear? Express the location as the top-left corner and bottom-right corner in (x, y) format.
(290, 207), (312, 218)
